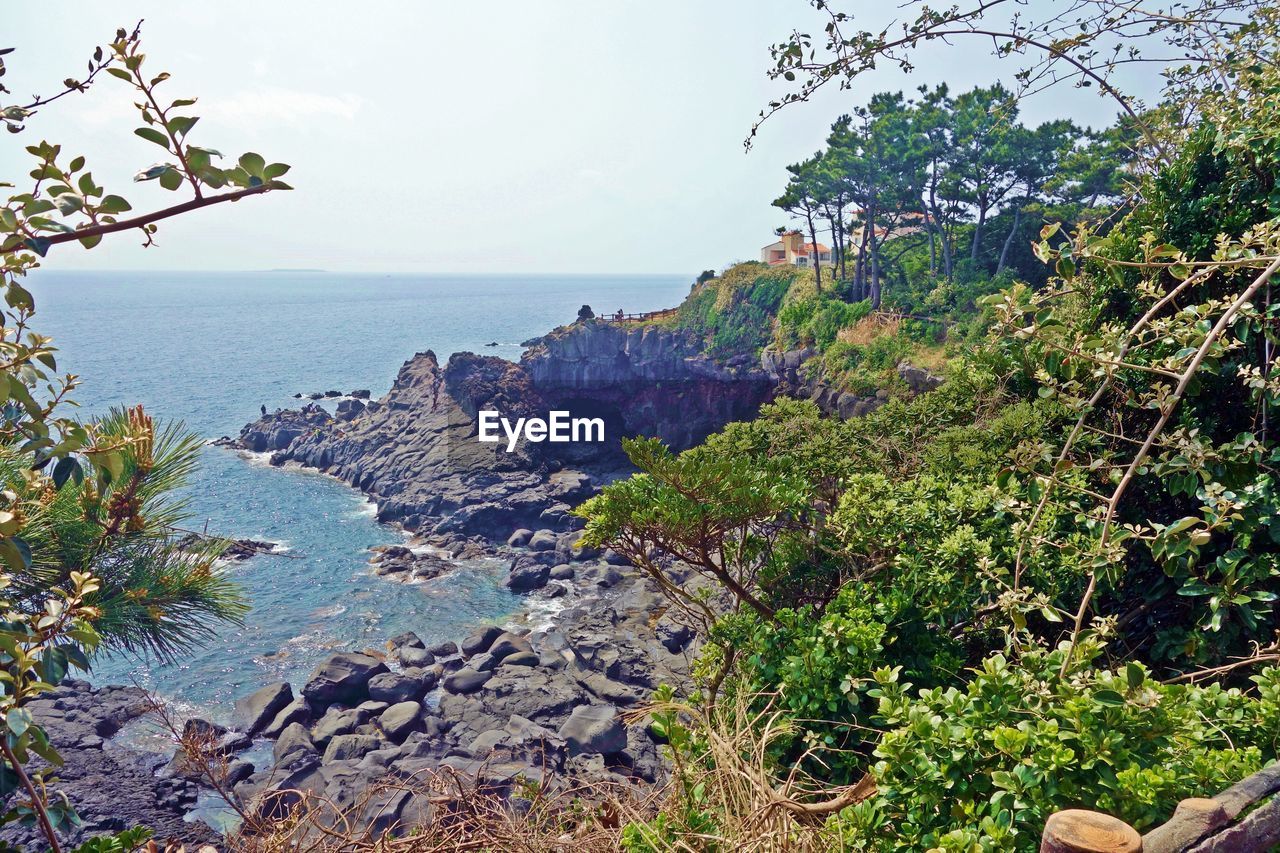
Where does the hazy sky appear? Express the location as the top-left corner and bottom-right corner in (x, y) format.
(3, 2), (1158, 275)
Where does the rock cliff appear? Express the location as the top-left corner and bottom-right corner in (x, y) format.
(521, 319), (772, 448)
(761, 345), (942, 419)
(230, 319), (774, 547)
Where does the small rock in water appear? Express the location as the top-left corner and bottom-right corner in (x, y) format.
(232, 681), (293, 736)
(506, 558), (550, 593)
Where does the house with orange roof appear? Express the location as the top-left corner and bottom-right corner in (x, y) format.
(760, 231), (832, 268)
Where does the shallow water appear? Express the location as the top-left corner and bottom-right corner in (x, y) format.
(25, 270), (689, 719)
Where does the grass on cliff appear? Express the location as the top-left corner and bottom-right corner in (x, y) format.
(667, 261), (954, 397)
(670, 262), (809, 359)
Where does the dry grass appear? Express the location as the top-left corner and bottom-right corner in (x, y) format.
(837, 314), (900, 347)
(225, 768), (644, 853)
(617, 693), (874, 853)
(146, 687), (872, 853)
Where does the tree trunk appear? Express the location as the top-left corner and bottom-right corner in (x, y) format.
(970, 194), (988, 263)
(996, 204), (1022, 275)
(925, 206), (937, 276)
(868, 205), (881, 309)
(805, 209), (822, 293)
(855, 214), (870, 301)
(927, 178), (953, 282)
(827, 215), (841, 292)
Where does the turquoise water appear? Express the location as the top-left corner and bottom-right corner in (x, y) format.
(24, 270), (690, 721)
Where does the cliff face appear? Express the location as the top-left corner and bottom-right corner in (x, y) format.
(232, 321), (774, 546)
(522, 319), (773, 448)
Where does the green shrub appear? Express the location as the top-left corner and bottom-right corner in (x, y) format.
(839, 643), (1280, 851)
(673, 262), (810, 358)
(776, 295), (871, 350)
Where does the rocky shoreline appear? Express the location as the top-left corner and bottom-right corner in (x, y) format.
(220, 551), (698, 833)
(0, 683), (219, 850)
(12, 314), (940, 846)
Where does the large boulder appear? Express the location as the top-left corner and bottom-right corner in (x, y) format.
(396, 647), (435, 668)
(378, 702), (425, 743)
(301, 653), (388, 709)
(232, 682), (293, 736)
(487, 632), (534, 664)
(657, 619), (696, 655)
(427, 640), (459, 658)
(272, 722), (317, 769)
(261, 697), (311, 739)
(558, 705), (627, 756)
(503, 651), (540, 668)
(367, 672), (426, 704)
(461, 625), (504, 657)
(506, 529), (533, 548)
(443, 668), (492, 695)
(387, 631), (425, 651)
(506, 558), (550, 593)
(310, 706), (368, 746)
(324, 733), (383, 763)
(897, 361), (943, 394)
(527, 529), (559, 552)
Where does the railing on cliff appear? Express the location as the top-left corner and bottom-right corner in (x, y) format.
(594, 307), (678, 324)
(1040, 762), (1280, 852)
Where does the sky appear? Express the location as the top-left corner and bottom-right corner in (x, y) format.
(1, 1), (1160, 275)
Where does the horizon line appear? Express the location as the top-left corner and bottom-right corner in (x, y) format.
(30, 268), (702, 277)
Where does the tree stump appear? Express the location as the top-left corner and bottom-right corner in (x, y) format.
(1041, 810), (1142, 853)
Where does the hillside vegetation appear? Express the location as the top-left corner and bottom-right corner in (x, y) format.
(669, 261), (950, 397)
(581, 5), (1280, 851)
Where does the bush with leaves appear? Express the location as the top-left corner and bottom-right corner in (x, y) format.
(0, 24), (285, 849)
(673, 262), (809, 358)
(841, 642), (1280, 851)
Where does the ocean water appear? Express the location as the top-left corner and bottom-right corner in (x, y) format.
(24, 270), (691, 721)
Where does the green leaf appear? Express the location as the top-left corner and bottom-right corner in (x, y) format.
(165, 115), (198, 138)
(158, 168), (184, 191)
(21, 237), (50, 257)
(133, 164), (170, 182)
(98, 194), (132, 215)
(134, 127), (171, 150)
(52, 456), (80, 489)
(263, 162), (291, 179)
(1126, 662), (1144, 690)
(238, 151), (266, 177)
(53, 193), (82, 215)
(1093, 689), (1125, 707)
(106, 67), (133, 82)
(39, 647), (68, 686)
(5, 281), (34, 310)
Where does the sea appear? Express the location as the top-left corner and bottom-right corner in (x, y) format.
(24, 270), (691, 723)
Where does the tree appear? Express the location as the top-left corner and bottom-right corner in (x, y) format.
(0, 26), (287, 848)
(754, 0), (1266, 164)
(994, 118), (1079, 274)
(773, 157), (827, 292)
